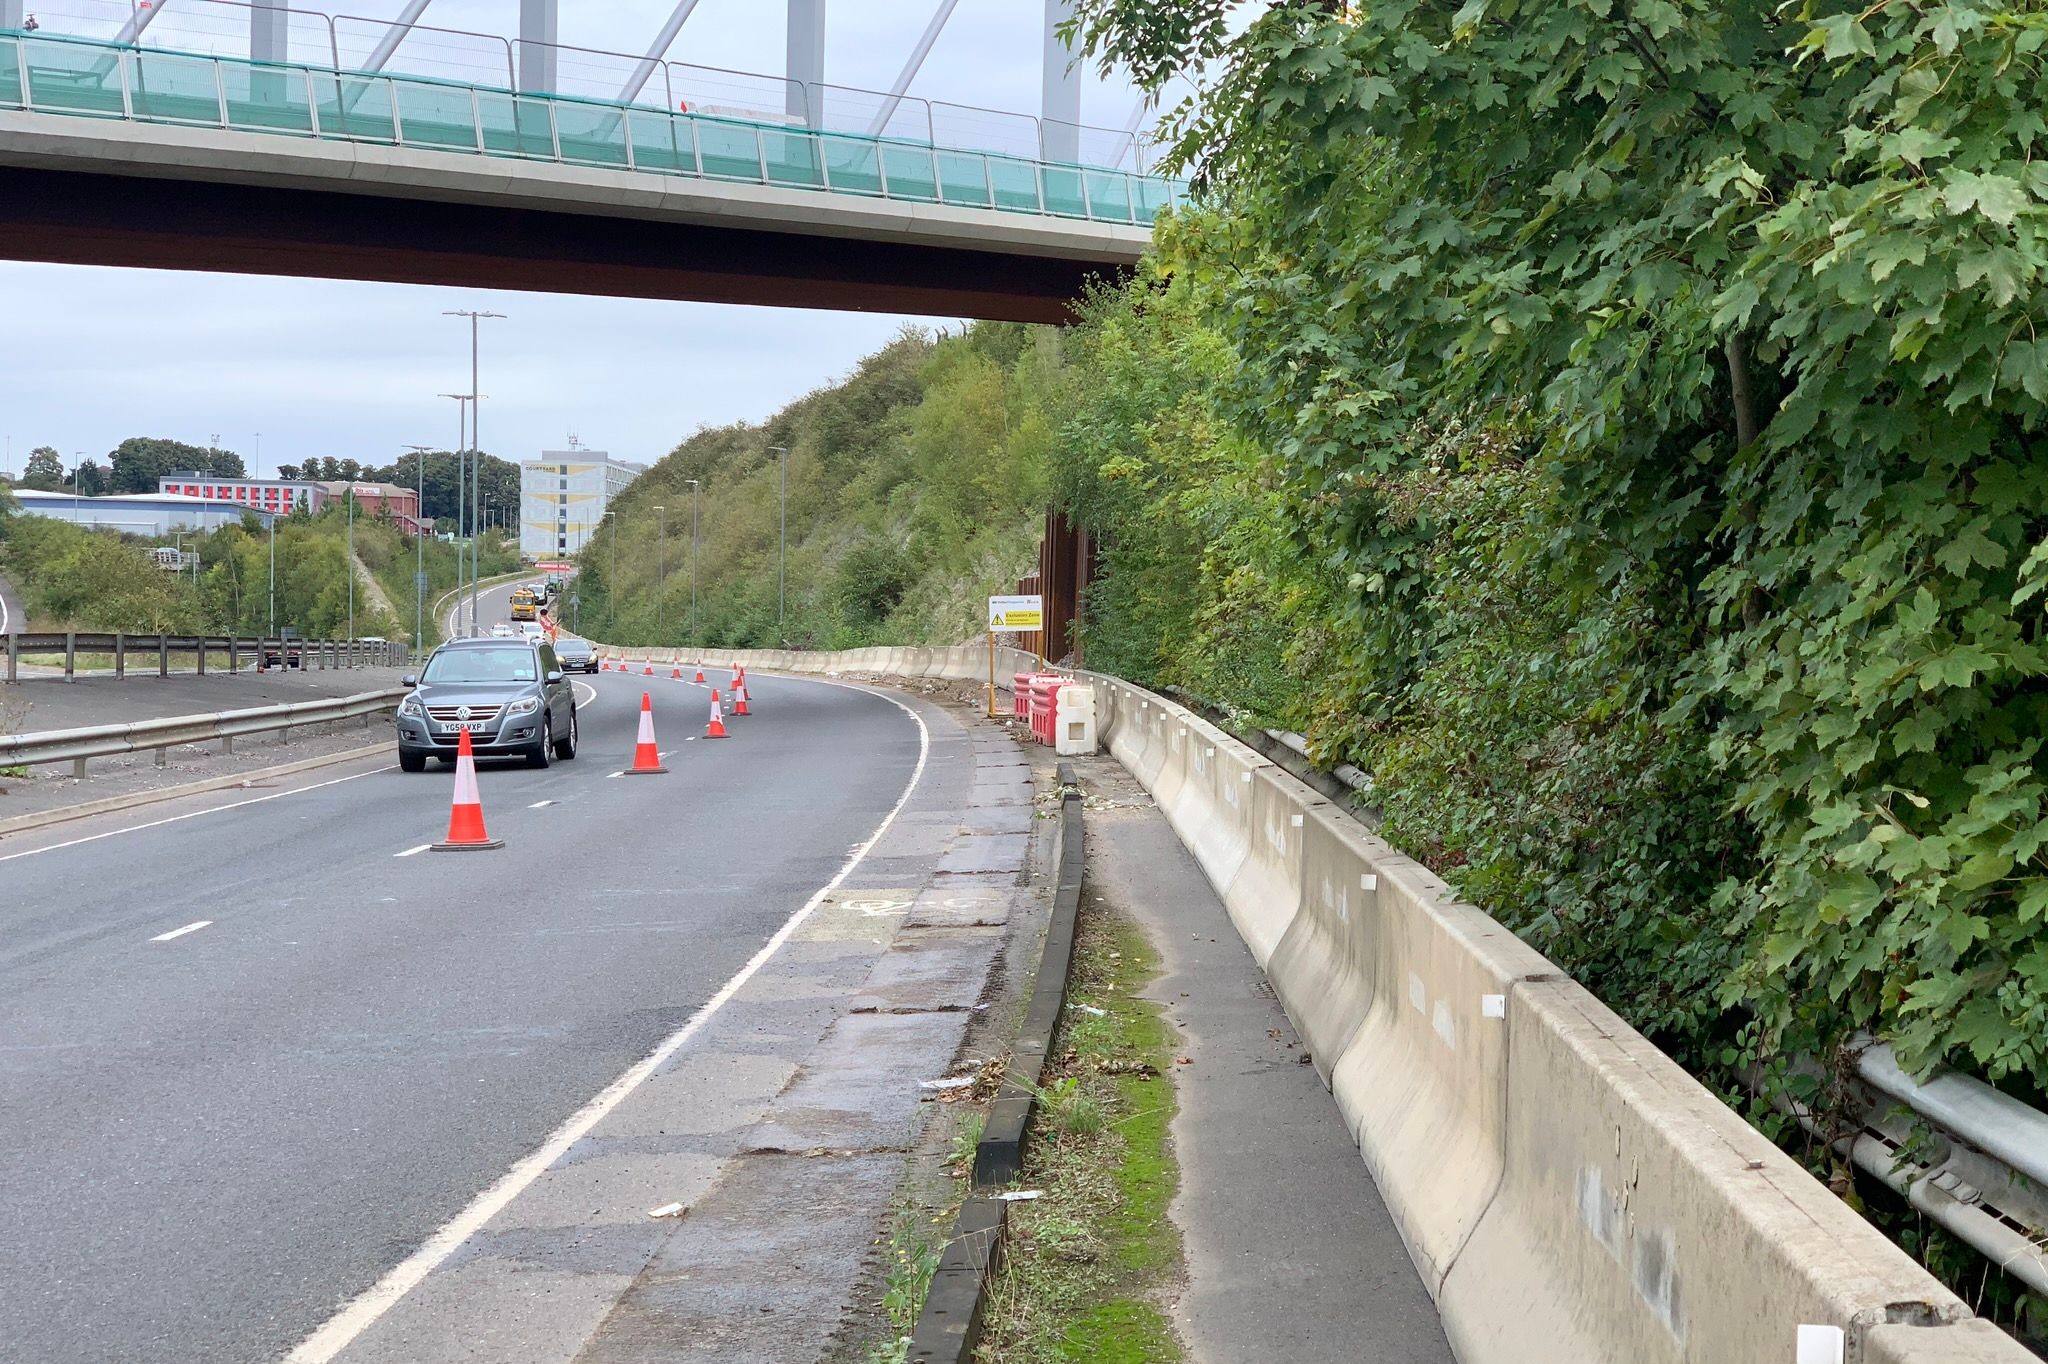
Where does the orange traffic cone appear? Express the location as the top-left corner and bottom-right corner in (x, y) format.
(706, 688), (728, 738)
(733, 675), (751, 716)
(642, 660), (655, 676)
(432, 728), (503, 851)
(625, 692), (668, 774)
(693, 663), (705, 683)
(671, 663), (684, 680)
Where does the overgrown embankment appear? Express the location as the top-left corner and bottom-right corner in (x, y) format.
(573, 325), (1054, 651)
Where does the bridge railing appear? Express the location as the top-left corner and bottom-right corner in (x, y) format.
(0, 16), (1183, 225)
(4, 630), (407, 684)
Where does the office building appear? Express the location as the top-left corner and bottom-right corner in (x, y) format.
(520, 450), (643, 561)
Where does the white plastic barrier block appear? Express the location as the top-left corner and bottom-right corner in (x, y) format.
(1054, 684), (1097, 755)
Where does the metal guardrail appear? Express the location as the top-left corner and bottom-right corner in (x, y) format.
(0, 686), (404, 775)
(4, 631), (406, 683)
(1160, 680), (2048, 1306)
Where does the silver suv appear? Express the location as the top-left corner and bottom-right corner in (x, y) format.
(394, 638), (578, 772)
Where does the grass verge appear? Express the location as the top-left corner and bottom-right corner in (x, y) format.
(976, 907), (1185, 1363)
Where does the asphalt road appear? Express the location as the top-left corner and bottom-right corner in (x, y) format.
(0, 668), (924, 1364)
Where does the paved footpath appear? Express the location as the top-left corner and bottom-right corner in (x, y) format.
(1069, 751), (1454, 1363)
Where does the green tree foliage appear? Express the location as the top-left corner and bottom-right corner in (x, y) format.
(69, 459), (107, 496)
(21, 446), (64, 491)
(1066, 0), (2048, 1082)
(580, 325), (1051, 651)
(0, 498), (508, 642)
(108, 436), (243, 492)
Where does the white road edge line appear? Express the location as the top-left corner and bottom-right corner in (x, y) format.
(282, 678), (932, 1364)
(150, 919), (213, 942)
(528, 800), (555, 809)
(0, 765), (394, 866)
(393, 844), (431, 858)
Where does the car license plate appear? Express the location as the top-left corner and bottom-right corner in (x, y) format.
(438, 721), (488, 734)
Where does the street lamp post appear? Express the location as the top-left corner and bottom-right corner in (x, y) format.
(444, 310), (504, 640)
(405, 443), (431, 647)
(684, 478), (700, 657)
(654, 504), (666, 643)
(345, 485), (356, 643)
(267, 515), (276, 637)
(439, 392), (469, 634)
(766, 446), (788, 643)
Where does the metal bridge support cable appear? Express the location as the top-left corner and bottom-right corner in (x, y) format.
(113, 0), (173, 46)
(787, 0), (824, 128)
(613, 0), (704, 108)
(863, 0), (958, 140)
(361, 0), (438, 76)
(1041, 0), (1081, 163)
(518, 0), (557, 93)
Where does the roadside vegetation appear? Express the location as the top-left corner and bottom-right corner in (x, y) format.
(574, 324), (1053, 651)
(0, 493), (517, 646)
(978, 910), (1183, 1364)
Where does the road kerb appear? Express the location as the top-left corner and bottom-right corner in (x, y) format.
(909, 760), (1084, 1363)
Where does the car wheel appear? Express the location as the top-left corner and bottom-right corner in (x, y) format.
(399, 748), (427, 773)
(553, 706), (578, 761)
(528, 714), (553, 768)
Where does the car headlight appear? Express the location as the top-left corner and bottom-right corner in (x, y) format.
(398, 695), (425, 718)
(506, 696), (540, 717)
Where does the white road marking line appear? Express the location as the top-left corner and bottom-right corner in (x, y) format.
(150, 920), (213, 942)
(0, 765), (393, 866)
(394, 844), (431, 858)
(282, 679), (932, 1364)
(528, 800), (556, 809)
(572, 681), (597, 706)
(606, 771), (623, 779)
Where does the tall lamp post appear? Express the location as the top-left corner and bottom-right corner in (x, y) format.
(605, 510), (618, 638)
(404, 443), (431, 647)
(653, 504), (666, 644)
(444, 309), (504, 640)
(439, 392), (469, 634)
(345, 485), (356, 643)
(684, 478), (700, 657)
(766, 446), (788, 643)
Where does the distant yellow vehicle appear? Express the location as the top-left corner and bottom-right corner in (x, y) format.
(509, 587), (539, 621)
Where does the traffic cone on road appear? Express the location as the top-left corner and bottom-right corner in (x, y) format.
(706, 689), (728, 738)
(671, 662), (684, 680)
(643, 660), (655, 676)
(693, 663), (705, 683)
(625, 692), (668, 774)
(432, 729), (503, 851)
(733, 674), (751, 717)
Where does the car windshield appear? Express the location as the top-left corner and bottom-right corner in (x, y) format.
(423, 646), (538, 684)
(556, 640), (589, 654)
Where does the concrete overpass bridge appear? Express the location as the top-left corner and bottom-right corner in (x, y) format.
(0, 2), (1181, 321)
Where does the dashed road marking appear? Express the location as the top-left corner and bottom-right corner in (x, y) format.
(394, 844), (431, 858)
(528, 800), (556, 809)
(150, 920), (213, 942)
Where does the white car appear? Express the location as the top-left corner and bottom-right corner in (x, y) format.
(490, 623), (517, 638)
(517, 622), (549, 643)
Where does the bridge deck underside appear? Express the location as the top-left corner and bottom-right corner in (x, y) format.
(0, 163), (1122, 322)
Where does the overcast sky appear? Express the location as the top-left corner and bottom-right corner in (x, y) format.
(0, 0), (1166, 480)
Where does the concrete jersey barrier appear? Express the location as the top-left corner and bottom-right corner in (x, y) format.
(575, 642), (2029, 1361)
